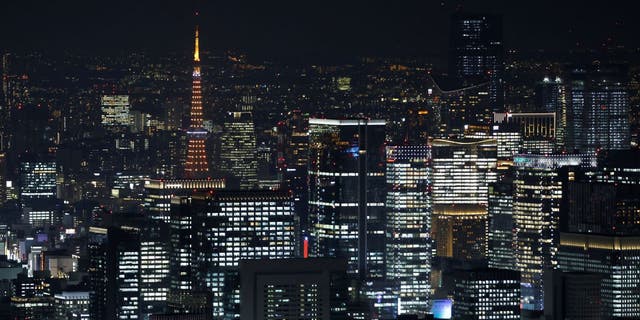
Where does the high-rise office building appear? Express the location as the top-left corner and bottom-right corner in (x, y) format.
(431, 138), (496, 261)
(544, 271), (603, 320)
(434, 80), (493, 134)
(184, 25), (209, 178)
(88, 227), (141, 320)
(385, 145), (431, 316)
(512, 153), (596, 311)
(54, 291), (90, 320)
(567, 63), (630, 152)
(239, 258), (350, 320)
(277, 110), (309, 244)
(308, 118), (387, 280)
(452, 268), (520, 320)
(218, 106), (258, 189)
(536, 76), (567, 148)
(450, 13), (504, 113)
(101, 95), (131, 130)
(144, 178), (225, 222)
(170, 190), (296, 318)
(19, 158), (58, 227)
(431, 138), (497, 206)
(487, 175), (516, 270)
(555, 150), (640, 318)
(557, 234), (640, 319)
(493, 112), (556, 154)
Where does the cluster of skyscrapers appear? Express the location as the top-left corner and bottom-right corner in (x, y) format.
(0, 9), (637, 320)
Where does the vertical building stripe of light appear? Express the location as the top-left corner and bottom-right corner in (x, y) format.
(512, 153), (595, 311)
(184, 25), (209, 178)
(385, 145), (432, 316)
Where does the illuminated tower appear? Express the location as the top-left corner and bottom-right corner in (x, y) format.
(184, 24), (209, 178)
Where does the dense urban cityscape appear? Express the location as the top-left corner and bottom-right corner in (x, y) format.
(0, 1), (639, 319)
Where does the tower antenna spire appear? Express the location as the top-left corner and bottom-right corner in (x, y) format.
(194, 13), (200, 62)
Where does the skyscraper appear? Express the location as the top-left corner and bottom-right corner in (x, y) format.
(239, 258), (350, 320)
(169, 190), (296, 318)
(487, 175), (516, 271)
(512, 153), (596, 311)
(431, 138), (497, 262)
(88, 227), (142, 320)
(277, 110), (309, 246)
(493, 112), (557, 154)
(450, 13), (504, 113)
(567, 63), (630, 153)
(452, 268), (520, 320)
(184, 25), (209, 178)
(308, 118), (387, 280)
(536, 76), (567, 148)
(385, 145), (431, 316)
(218, 103), (258, 189)
(101, 95), (131, 131)
(19, 158), (58, 227)
(555, 150), (640, 318)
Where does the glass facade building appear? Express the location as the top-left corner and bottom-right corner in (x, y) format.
(567, 63), (629, 153)
(308, 118), (387, 280)
(384, 145), (431, 316)
(512, 153), (596, 310)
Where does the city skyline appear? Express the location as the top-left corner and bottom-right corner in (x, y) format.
(0, 2), (639, 320)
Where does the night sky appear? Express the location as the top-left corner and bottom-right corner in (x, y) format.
(1, 0), (639, 61)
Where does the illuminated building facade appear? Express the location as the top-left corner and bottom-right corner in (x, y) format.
(493, 112), (556, 154)
(170, 191), (296, 318)
(431, 138), (497, 206)
(432, 205), (487, 261)
(431, 138), (496, 261)
(277, 110), (309, 243)
(492, 122), (521, 162)
(219, 105), (258, 189)
(450, 13), (504, 113)
(487, 176), (516, 270)
(512, 153), (596, 311)
(239, 258), (350, 320)
(88, 227), (142, 320)
(54, 291), (90, 320)
(384, 145), (431, 316)
(184, 25), (209, 178)
(19, 159), (58, 227)
(558, 234), (640, 319)
(101, 95), (131, 130)
(452, 268), (520, 320)
(555, 150), (640, 318)
(536, 76), (567, 148)
(435, 81), (493, 134)
(567, 63), (630, 153)
(143, 178), (225, 222)
(308, 118), (387, 280)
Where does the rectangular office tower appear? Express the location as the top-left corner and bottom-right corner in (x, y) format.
(308, 118), (387, 280)
(19, 158), (58, 227)
(493, 112), (557, 154)
(555, 150), (640, 318)
(536, 77), (568, 148)
(385, 145), (432, 316)
(431, 138), (497, 261)
(239, 258), (350, 320)
(567, 63), (630, 152)
(487, 176), (516, 270)
(452, 268), (520, 320)
(450, 13), (504, 113)
(169, 190), (296, 319)
(512, 153), (596, 311)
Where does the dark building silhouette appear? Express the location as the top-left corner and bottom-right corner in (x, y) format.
(450, 13), (504, 113)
